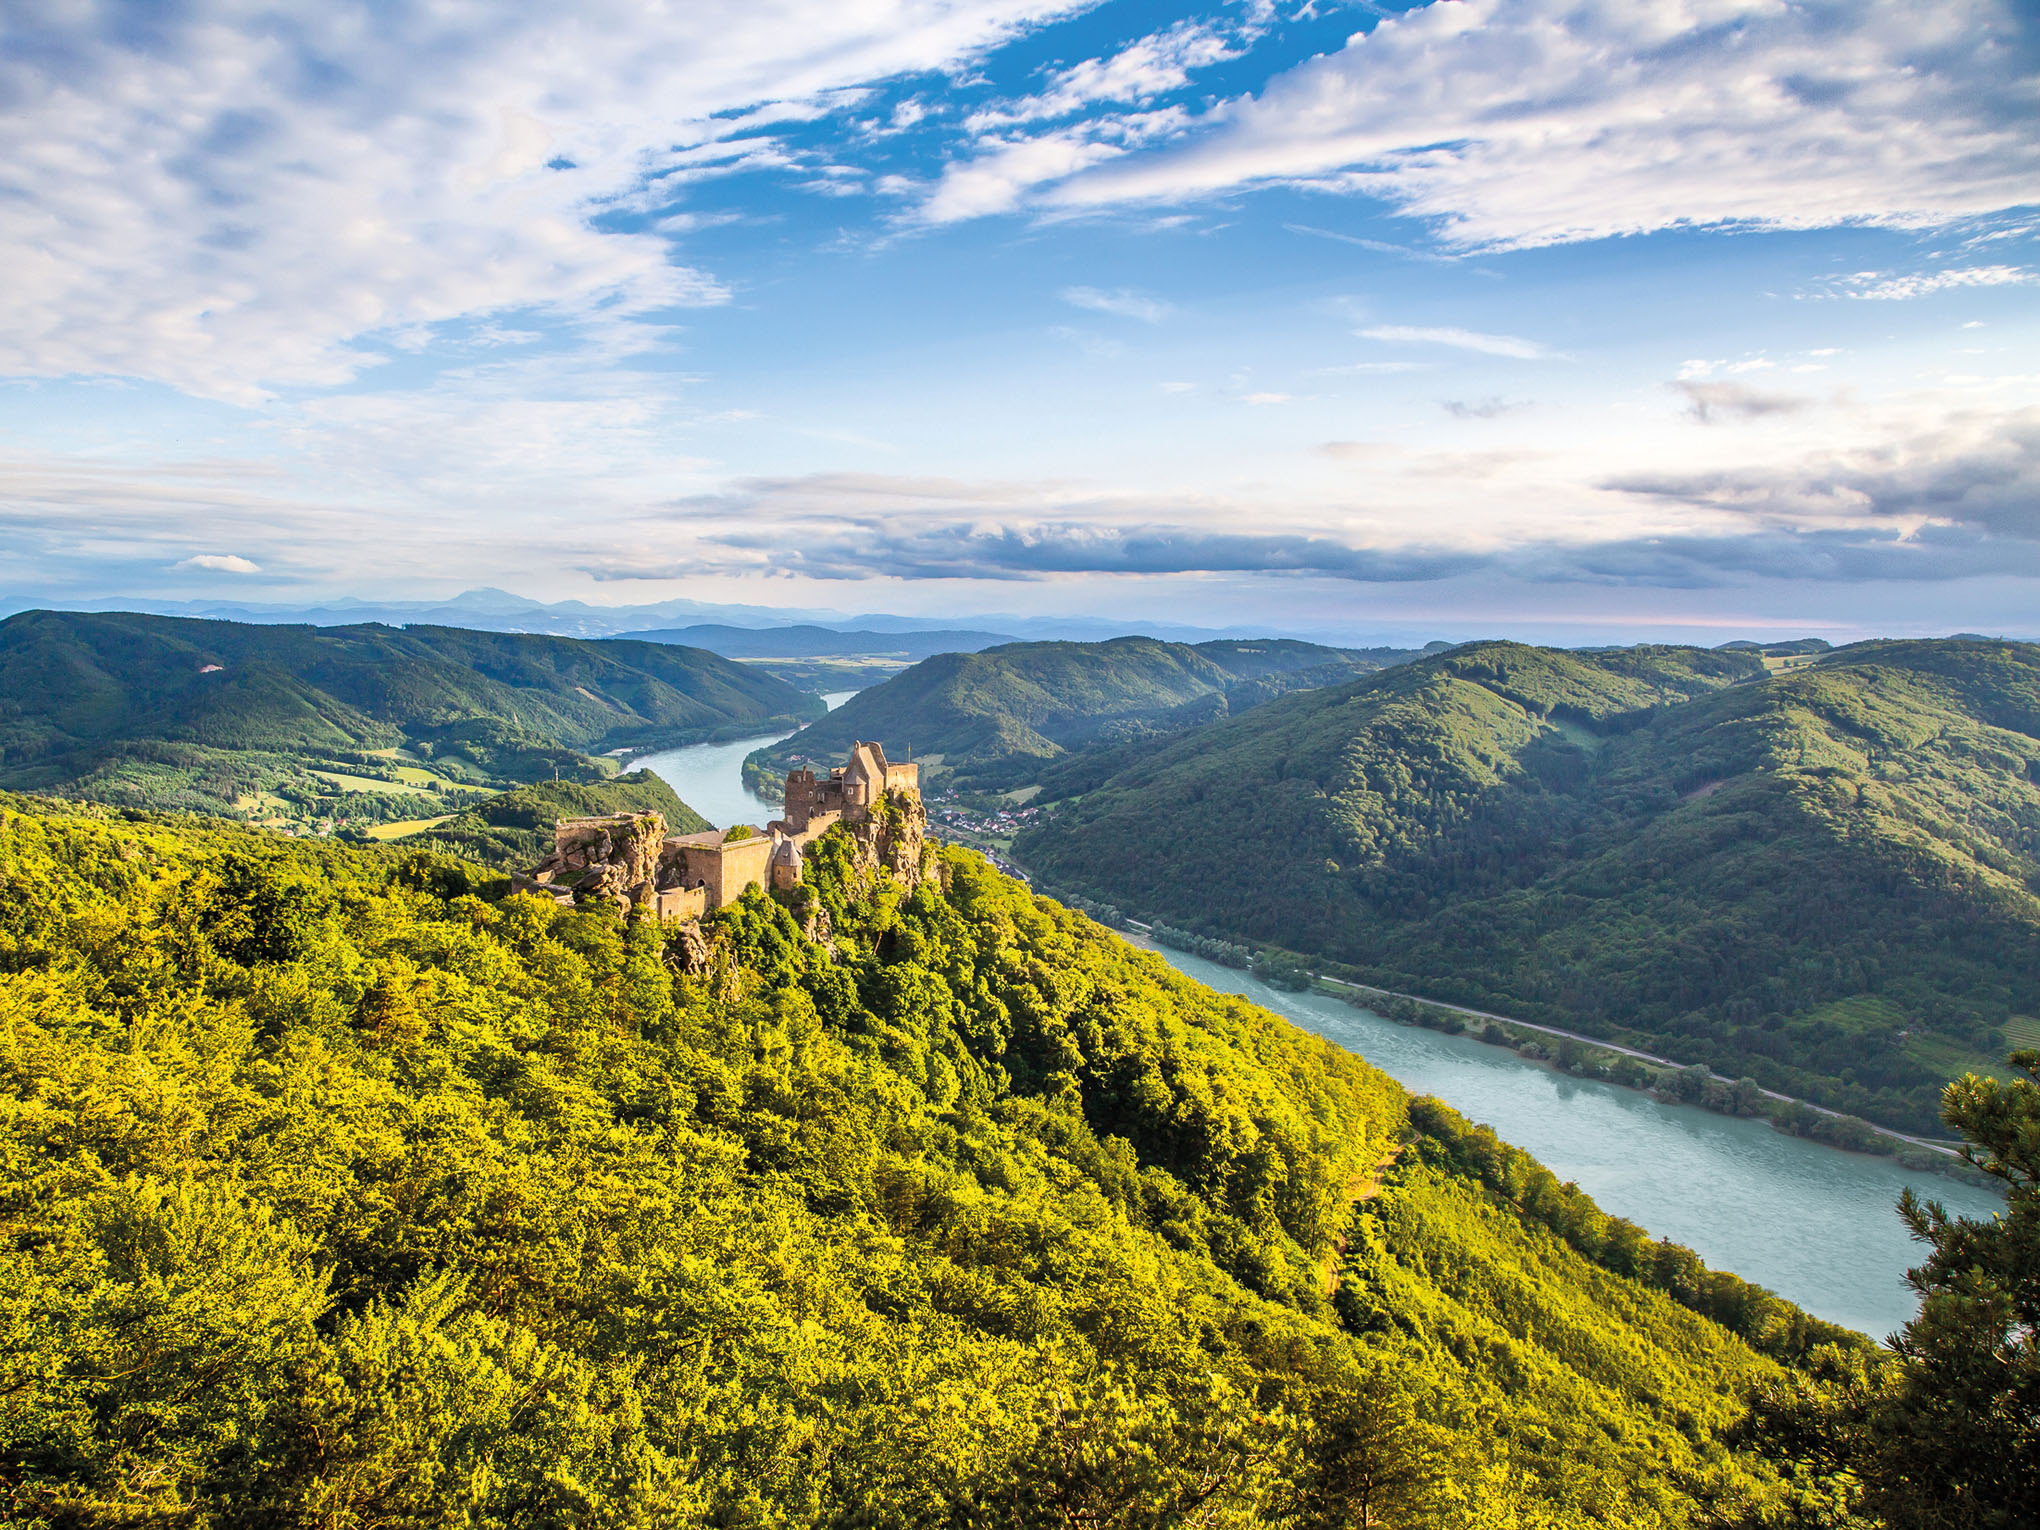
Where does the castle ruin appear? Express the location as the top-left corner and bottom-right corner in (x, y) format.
(514, 740), (922, 919)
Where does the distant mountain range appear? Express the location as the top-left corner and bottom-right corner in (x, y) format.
(616, 623), (1016, 659)
(1, 586), (1425, 647)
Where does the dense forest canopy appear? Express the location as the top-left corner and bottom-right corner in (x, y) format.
(749, 636), (1427, 795)
(0, 611), (820, 830)
(1018, 638), (2040, 1135)
(0, 789), (1916, 1527)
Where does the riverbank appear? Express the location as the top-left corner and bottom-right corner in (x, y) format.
(1310, 975), (1998, 1188)
(1097, 913), (1993, 1192)
(1124, 934), (2007, 1335)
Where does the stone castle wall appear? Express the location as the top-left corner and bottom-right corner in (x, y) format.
(664, 831), (775, 910)
(522, 740), (926, 923)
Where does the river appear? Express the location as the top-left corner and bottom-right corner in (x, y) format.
(631, 719), (2003, 1337)
(628, 691), (858, 829)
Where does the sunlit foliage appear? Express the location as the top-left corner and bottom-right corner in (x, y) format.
(0, 794), (1842, 1525)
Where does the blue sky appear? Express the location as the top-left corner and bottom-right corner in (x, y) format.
(2, 0), (2037, 644)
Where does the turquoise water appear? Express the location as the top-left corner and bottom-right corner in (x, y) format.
(1139, 944), (2002, 1337)
(633, 722), (2004, 1336)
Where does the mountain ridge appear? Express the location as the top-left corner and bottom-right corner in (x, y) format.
(1017, 637), (2040, 1133)
(749, 635), (1426, 793)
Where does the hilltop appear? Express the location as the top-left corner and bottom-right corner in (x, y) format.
(1018, 638), (2040, 1134)
(0, 610), (819, 829)
(0, 786), (1888, 1526)
(748, 635), (1425, 794)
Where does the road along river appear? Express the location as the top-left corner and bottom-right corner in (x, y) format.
(630, 719), (2003, 1337)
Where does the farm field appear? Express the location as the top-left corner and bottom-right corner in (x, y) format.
(367, 813), (458, 840)
(309, 768), (440, 795)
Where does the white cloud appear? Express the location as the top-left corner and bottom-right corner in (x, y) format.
(997, 0), (2040, 248)
(175, 554), (263, 574)
(1608, 407), (2040, 545)
(1283, 223), (1458, 262)
(1681, 355), (1777, 379)
(0, 0), (1082, 402)
(1359, 325), (1551, 360)
(1244, 392), (1290, 405)
(918, 129), (1127, 223)
(915, 103), (1192, 224)
(1816, 266), (2038, 301)
(1061, 285), (1172, 322)
(965, 23), (1236, 130)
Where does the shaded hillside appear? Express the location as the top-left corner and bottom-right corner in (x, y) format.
(395, 770), (709, 866)
(1019, 638), (2040, 1133)
(0, 609), (820, 824)
(749, 635), (1423, 793)
(0, 791), (1867, 1525)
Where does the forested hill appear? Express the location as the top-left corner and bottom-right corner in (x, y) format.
(749, 635), (1424, 793)
(1018, 637), (2040, 1134)
(0, 609), (820, 823)
(0, 789), (1882, 1525)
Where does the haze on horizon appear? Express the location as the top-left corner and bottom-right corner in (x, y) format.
(3, 0), (2037, 646)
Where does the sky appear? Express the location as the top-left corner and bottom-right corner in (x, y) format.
(3, 0), (2038, 646)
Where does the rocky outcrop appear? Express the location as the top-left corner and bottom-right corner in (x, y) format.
(518, 811), (668, 913)
(839, 788), (934, 891)
(666, 918), (713, 977)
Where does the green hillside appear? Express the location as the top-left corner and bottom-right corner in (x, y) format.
(0, 610), (820, 827)
(1018, 638), (2040, 1133)
(748, 635), (1418, 794)
(0, 790), (1903, 1527)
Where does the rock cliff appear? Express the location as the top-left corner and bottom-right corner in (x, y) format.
(841, 787), (933, 890)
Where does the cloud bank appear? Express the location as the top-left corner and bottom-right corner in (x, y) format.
(0, 0), (1080, 401)
(589, 407), (2040, 590)
(978, 0), (2040, 247)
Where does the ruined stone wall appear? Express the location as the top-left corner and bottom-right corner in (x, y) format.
(656, 884), (709, 922)
(666, 832), (776, 910)
(783, 807), (841, 847)
(783, 768), (850, 835)
(714, 835), (775, 906)
(529, 744), (924, 924)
